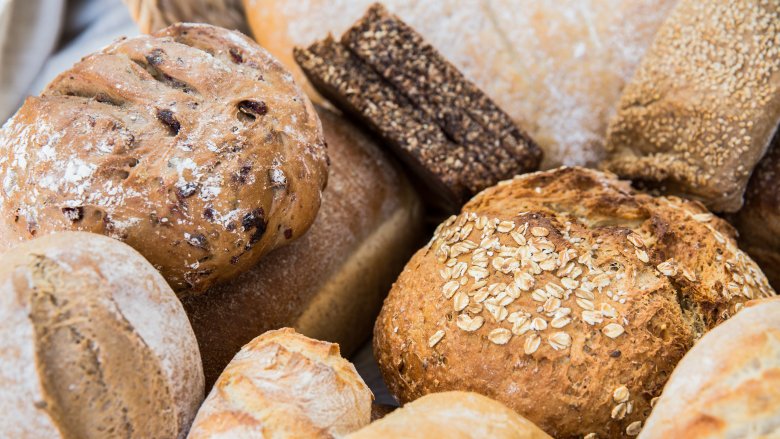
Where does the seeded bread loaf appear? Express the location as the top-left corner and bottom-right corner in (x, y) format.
(605, 0), (780, 212)
(187, 328), (372, 438)
(0, 232), (204, 438)
(182, 106), (424, 385)
(640, 298), (780, 438)
(374, 167), (775, 438)
(124, 0), (247, 34)
(347, 391), (551, 439)
(0, 23), (329, 295)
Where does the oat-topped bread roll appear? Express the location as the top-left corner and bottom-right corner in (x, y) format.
(124, 0), (247, 34)
(606, 0), (780, 212)
(188, 328), (372, 438)
(640, 298), (780, 438)
(374, 167), (775, 438)
(183, 106), (423, 386)
(0, 23), (329, 295)
(347, 391), (551, 439)
(0, 232), (204, 438)
(244, 0), (676, 169)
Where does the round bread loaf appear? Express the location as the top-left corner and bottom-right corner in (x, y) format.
(0, 23), (329, 295)
(374, 167), (775, 438)
(182, 106), (423, 385)
(124, 0), (247, 34)
(347, 391), (551, 439)
(187, 328), (372, 438)
(243, 0), (676, 169)
(0, 232), (204, 438)
(639, 297), (780, 439)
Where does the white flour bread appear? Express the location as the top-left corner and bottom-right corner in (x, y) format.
(187, 328), (373, 438)
(606, 0), (780, 212)
(244, 0), (676, 169)
(346, 391), (551, 439)
(124, 0), (247, 33)
(640, 298), (780, 438)
(0, 232), (204, 438)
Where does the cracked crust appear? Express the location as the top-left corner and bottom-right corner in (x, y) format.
(374, 167), (774, 438)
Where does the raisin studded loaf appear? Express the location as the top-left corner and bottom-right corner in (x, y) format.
(0, 23), (329, 295)
(374, 167), (775, 438)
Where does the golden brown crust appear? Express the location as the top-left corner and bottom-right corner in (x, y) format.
(347, 391), (551, 439)
(374, 167), (774, 438)
(0, 23), (328, 295)
(182, 106), (424, 385)
(124, 0), (247, 34)
(605, 0), (780, 212)
(187, 328), (372, 438)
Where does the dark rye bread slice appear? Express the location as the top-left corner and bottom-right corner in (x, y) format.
(342, 3), (542, 177)
(295, 38), (493, 208)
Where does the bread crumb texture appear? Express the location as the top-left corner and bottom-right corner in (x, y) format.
(606, 0), (780, 212)
(375, 167), (775, 438)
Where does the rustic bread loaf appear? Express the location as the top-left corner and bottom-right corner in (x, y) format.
(244, 0), (676, 169)
(182, 106), (424, 386)
(0, 23), (329, 295)
(640, 298), (780, 438)
(0, 232), (204, 438)
(124, 0), (247, 34)
(733, 134), (780, 290)
(605, 0), (780, 212)
(187, 328), (372, 438)
(374, 167), (775, 438)
(347, 391), (551, 439)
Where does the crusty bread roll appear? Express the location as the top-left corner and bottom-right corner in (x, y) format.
(375, 167), (775, 438)
(733, 135), (780, 290)
(182, 106), (424, 386)
(243, 0), (676, 169)
(347, 391), (551, 439)
(640, 298), (780, 438)
(187, 328), (372, 438)
(0, 232), (204, 438)
(124, 0), (247, 34)
(0, 23), (329, 295)
(606, 0), (780, 212)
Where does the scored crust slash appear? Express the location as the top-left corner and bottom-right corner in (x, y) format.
(294, 3), (541, 211)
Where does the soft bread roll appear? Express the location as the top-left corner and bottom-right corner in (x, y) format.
(187, 328), (372, 438)
(0, 232), (204, 438)
(0, 23), (329, 295)
(182, 106), (424, 386)
(375, 167), (775, 438)
(640, 298), (780, 438)
(606, 0), (780, 212)
(243, 0), (676, 169)
(347, 391), (551, 439)
(124, 0), (247, 34)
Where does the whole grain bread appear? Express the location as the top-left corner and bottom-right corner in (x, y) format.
(606, 0), (780, 212)
(374, 167), (774, 438)
(0, 232), (204, 438)
(0, 23), (329, 295)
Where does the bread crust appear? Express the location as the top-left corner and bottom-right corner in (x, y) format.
(0, 23), (328, 295)
(374, 167), (774, 438)
(124, 0), (247, 34)
(0, 232), (204, 438)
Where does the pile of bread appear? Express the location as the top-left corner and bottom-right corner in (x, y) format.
(0, 0), (778, 438)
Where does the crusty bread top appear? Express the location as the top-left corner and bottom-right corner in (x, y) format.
(347, 391), (551, 439)
(124, 0), (247, 34)
(374, 167), (774, 438)
(606, 0), (780, 212)
(640, 297), (780, 439)
(187, 328), (372, 438)
(0, 23), (328, 294)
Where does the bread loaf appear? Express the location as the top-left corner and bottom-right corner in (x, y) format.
(640, 298), (780, 438)
(182, 106), (424, 385)
(347, 391), (551, 439)
(0, 232), (204, 438)
(124, 0), (247, 34)
(0, 23), (329, 295)
(244, 0), (676, 169)
(606, 0), (780, 212)
(374, 167), (774, 438)
(187, 328), (372, 438)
